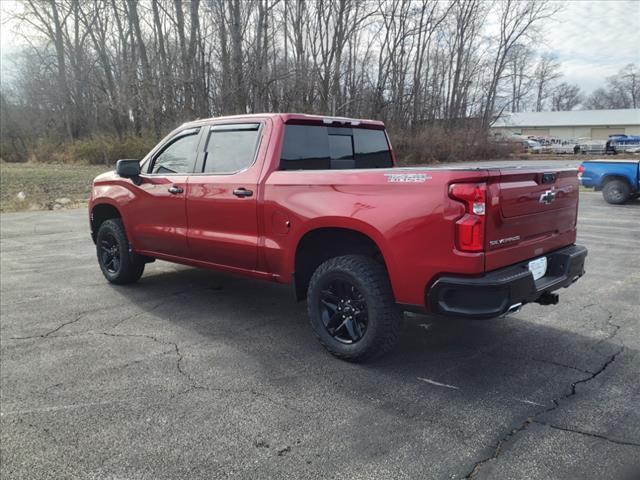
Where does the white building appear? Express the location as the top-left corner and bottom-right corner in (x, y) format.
(491, 109), (640, 140)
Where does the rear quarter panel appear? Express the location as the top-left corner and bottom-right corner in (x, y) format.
(261, 168), (489, 306)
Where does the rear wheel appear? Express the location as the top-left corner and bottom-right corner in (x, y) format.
(602, 179), (630, 204)
(307, 255), (402, 362)
(96, 218), (145, 284)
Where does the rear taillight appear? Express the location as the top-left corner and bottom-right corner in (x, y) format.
(577, 165), (585, 178)
(449, 183), (486, 252)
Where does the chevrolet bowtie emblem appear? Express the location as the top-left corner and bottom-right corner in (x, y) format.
(539, 188), (556, 205)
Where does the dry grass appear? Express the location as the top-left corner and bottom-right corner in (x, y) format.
(28, 135), (157, 165)
(1, 162), (110, 212)
(1, 135), (157, 165)
(390, 126), (518, 164)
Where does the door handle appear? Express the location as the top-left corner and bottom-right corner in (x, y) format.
(233, 188), (253, 198)
(168, 185), (184, 194)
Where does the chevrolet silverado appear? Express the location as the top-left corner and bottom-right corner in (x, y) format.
(89, 113), (587, 361)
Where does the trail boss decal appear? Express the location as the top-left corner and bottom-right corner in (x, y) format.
(384, 173), (431, 183)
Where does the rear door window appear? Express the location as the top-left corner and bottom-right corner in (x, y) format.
(280, 125), (392, 170)
(203, 123), (261, 174)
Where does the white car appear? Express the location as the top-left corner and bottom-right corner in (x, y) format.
(526, 140), (542, 153)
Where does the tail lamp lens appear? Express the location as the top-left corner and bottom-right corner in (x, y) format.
(577, 165), (585, 178)
(449, 183), (487, 252)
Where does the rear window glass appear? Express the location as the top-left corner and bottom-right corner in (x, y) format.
(280, 125), (392, 170)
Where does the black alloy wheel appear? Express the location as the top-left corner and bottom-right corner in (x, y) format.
(307, 255), (402, 361)
(319, 278), (369, 344)
(95, 218), (145, 284)
(99, 232), (121, 274)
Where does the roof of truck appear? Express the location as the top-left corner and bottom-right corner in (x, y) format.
(582, 159), (640, 164)
(183, 113), (386, 128)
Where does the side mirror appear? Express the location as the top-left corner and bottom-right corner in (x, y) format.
(116, 159), (141, 180)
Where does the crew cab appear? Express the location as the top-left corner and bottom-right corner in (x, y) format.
(578, 159), (640, 204)
(90, 113), (587, 361)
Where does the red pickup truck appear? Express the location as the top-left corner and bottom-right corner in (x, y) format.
(89, 113), (587, 361)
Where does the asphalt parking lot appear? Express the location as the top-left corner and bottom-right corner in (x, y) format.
(1, 191), (639, 479)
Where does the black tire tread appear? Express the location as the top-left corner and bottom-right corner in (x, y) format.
(307, 255), (402, 362)
(97, 218), (145, 284)
(602, 179), (630, 204)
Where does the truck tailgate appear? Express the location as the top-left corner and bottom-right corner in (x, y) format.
(485, 168), (579, 271)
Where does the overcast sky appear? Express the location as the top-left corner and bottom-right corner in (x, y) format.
(1, 0), (639, 96)
(545, 0), (640, 92)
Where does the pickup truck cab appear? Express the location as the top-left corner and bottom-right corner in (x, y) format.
(90, 113), (587, 361)
(578, 159), (640, 204)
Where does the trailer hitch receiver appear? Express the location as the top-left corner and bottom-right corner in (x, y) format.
(536, 292), (559, 306)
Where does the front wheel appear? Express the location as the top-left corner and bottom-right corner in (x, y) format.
(602, 179), (630, 204)
(96, 218), (145, 284)
(307, 255), (402, 362)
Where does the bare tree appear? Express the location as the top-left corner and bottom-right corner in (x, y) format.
(608, 63), (639, 109)
(3, 0), (583, 159)
(533, 53), (562, 111)
(481, 0), (559, 128)
(551, 82), (582, 111)
(585, 64), (640, 109)
(505, 44), (534, 112)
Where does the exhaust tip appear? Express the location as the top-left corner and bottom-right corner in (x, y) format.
(501, 302), (523, 317)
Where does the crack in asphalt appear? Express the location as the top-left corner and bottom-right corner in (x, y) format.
(464, 344), (626, 479)
(8, 312), (89, 340)
(6, 287), (195, 341)
(5, 271), (633, 469)
(108, 301), (170, 331)
(531, 421), (640, 447)
(4, 289), (316, 416)
(581, 303), (621, 344)
(95, 331), (317, 416)
(97, 332), (195, 386)
(483, 351), (596, 376)
(527, 357), (595, 375)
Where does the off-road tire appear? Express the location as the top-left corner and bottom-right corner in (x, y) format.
(602, 179), (630, 204)
(96, 218), (145, 284)
(307, 255), (402, 362)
